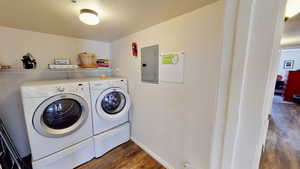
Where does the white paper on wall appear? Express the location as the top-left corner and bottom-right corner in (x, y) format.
(159, 51), (184, 83)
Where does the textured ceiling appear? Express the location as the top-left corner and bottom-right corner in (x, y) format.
(282, 13), (300, 48)
(0, 0), (218, 42)
(281, 0), (300, 48)
(285, 0), (300, 18)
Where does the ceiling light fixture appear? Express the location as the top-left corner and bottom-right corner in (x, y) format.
(79, 9), (100, 25)
(285, 0), (300, 18)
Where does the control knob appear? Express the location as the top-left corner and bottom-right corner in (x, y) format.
(56, 86), (65, 92)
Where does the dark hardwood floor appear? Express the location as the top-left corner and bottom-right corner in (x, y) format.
(260, 96), (300, 169)
(76, 140), (165, 169)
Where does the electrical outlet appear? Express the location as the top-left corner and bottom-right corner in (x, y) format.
(183, 162), (194, 169)
(115, 68), (120, 72)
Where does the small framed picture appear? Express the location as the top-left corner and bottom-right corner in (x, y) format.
(284, 60), (294, 69)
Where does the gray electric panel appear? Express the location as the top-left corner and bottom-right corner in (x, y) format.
(141, 45), (159, 83)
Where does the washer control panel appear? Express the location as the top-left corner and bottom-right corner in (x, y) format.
(54, 83), (86, 93)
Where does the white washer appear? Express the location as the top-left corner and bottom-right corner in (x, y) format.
(89, 78), (131, 157)
(21, 80), (94, 169)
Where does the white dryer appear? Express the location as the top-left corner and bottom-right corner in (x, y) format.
(21, 80), (94, 169)
(89, 78), (131, 157)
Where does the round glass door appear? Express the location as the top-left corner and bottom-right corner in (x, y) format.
(101, 91), (126, 115)
(43, 99), (82, 130)
(33, 94), (89, 138)
(96, 88), (131, 119)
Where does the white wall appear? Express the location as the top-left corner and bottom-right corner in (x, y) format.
(0, 26), (111, 157)
(111, 1), (224, 169)
(0, 26), (110, 69)
(278, 49), (300, 78)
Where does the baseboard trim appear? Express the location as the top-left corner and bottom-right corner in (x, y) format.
(131, 137), (175, 169)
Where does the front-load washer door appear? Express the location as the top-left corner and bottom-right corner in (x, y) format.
(33, 94), (89, 138)
(96, 88), (131, 120)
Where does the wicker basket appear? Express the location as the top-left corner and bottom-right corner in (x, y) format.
(79, 52), (97, 68)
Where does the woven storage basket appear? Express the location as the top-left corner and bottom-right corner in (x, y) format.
(79, 52), (97, 68)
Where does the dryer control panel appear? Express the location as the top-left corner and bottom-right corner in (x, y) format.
(90, 79), (127, 91)
(21, 82), (89, 98)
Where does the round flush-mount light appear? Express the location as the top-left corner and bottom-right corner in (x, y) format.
(79, 9), (100, 25)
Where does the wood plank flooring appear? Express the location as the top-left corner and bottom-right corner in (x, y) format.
(76, 140), (165, 169)
(260, 96), (300, 169)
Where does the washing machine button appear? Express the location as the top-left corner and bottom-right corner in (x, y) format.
(56, 87), (65, 92)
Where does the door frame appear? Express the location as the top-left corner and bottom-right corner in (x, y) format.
(210, 0), (288, 169)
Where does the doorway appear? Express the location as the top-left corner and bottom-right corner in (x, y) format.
(260, 1), (300, 168)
